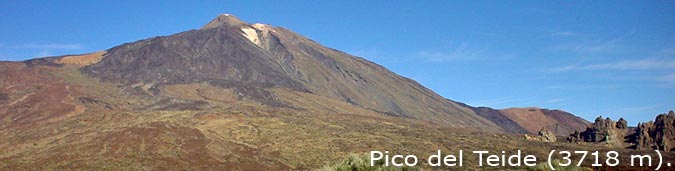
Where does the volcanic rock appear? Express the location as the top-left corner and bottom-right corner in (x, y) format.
(638, 111), (675, 151)
(524, 127), (557, 142)
(617, 118), (628, 129)
(636, 122), (655, 150)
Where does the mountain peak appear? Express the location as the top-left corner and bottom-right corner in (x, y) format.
(82, 14), (506, 132)
(201, 14), (247, 29)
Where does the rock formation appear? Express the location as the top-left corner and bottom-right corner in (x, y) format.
(568, 116), (628, 147)
(524, 127), (557, 142)
(617, 118), (628, 129)
(569, 110), (675, 152)
(580, 116), (615, 143)
(636, 122), (654, 150)
(636, 111), (675, 151)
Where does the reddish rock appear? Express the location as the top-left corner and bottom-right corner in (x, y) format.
(632, 111), (675, 151)
(652, 111), (675, 151)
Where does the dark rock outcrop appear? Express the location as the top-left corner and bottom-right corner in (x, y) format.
(580, 116), (615, 142)
(567, 130), (582, 143)
(617, 118), (628, 129)
(569, 116), (629, 147)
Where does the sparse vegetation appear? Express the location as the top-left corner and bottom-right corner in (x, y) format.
(316, 153), (418, 171)
(523, 160), (587, 171)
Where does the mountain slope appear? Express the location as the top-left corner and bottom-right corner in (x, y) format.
(82, 14), (502, 131)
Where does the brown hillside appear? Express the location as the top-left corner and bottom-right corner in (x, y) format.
(500, 107), (590, 136)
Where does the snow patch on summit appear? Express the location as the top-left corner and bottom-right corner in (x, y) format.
(240, 26), (261, 47)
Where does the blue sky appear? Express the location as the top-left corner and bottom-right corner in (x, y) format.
(1, 1), (673, 125)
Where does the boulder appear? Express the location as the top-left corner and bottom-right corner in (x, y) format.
(539, 127), (557, 142)
(524, 127), (557, 142)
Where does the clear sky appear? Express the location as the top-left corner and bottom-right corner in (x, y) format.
(1, 1), (673, 125)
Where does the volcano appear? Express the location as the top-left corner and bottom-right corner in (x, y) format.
(0, 14), (589, 170)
